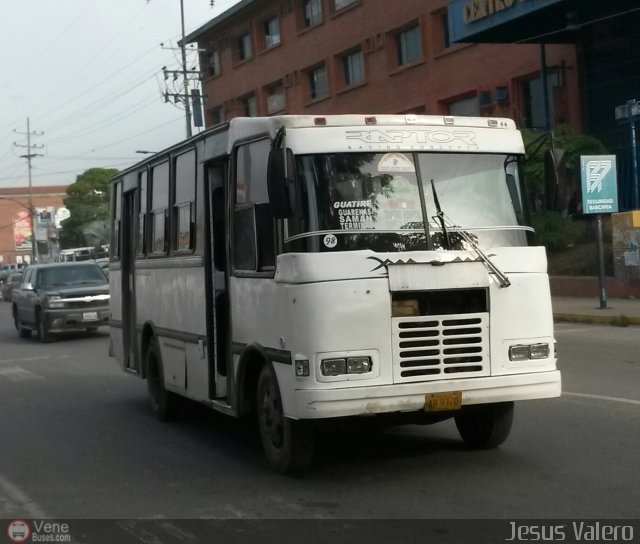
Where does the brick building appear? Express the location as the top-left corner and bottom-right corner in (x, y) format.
(184, 0), (580, 131)
(0, 186), (67, 265)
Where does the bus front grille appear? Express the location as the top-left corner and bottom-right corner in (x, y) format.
(391, 313), (490, 383)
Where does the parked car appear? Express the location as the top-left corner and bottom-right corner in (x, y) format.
(0, 263), (25, 283)
(12, 262), (109, 342)
(2, 272), (23, 301)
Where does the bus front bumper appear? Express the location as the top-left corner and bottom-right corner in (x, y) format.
(292, 370), (561, 419)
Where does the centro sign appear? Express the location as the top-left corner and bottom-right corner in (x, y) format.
(463, 0), (518, 24)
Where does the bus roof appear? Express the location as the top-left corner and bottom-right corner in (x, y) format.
(113, 114), (521, 181)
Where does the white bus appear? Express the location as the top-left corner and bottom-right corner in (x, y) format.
(109, 114), (561, 473)
(58, 246), (109, 262)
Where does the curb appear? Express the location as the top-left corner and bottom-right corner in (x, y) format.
(553, 313), (640, 326)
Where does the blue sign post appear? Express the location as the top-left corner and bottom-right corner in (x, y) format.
(580, 155), (619, 309)
(581, 155), (619, 214)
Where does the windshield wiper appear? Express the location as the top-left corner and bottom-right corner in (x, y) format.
(429, 179), (511, 288)
(430, 179), (451, 250)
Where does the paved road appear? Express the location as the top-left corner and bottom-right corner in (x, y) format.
(0, 301), (638, 520)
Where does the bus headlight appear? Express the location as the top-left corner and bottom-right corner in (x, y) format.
(321, 359), (346, 376)
(321, 357), (372, 376)
(530, 343), (550, 359)
(346, 357), (372, 374)
(509, 343), (550, 361)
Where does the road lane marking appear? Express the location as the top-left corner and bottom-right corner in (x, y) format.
(564, 391), (640, 406)
(0, 366), (44, 382)
(0, 474), (48, 518)
(0, 355), (69, 365)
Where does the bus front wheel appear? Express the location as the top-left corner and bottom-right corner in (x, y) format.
(146, 338), (180, 421)
(256, 364), (313, 474)
(454, 401), (514, 449)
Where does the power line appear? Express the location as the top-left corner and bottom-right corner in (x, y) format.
(12, 118), (45, 262)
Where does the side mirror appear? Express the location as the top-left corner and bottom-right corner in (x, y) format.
(267, 148), (294, 218)
(20, 282), (34, 291)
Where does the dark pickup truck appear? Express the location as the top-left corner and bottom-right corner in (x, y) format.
(12, 262), (109, 342)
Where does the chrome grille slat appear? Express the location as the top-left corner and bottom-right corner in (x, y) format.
(392, 312), (490, 382)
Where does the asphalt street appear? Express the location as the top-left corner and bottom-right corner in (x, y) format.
(0, 301), (638, 520)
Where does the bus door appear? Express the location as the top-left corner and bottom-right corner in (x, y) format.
(121, 185), (139, 373)
(206, 161), (229, 399)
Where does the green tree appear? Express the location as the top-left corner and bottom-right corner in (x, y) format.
(522, 125), (607, 257)
(59, 167), (117, 248)
(522, 124), (607, 211)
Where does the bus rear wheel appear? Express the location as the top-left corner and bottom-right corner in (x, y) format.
(455, 401), (514, 449)
(256, 364), (313, 474)
(146, 338), (180, 421)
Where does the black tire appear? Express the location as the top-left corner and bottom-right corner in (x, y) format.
(36, 310), (53, 343)
(13, 308), (31, 339)
(146, 338), (180, 421)
(256, 364), (314, 474)
(455, 402), (514, 449)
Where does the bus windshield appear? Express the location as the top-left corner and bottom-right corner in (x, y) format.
(288, 152), (529, 252)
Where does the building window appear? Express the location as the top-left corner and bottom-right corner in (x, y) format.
(521, 72), (559, 130)
(208, 49), (220, 76)
(150, 162), (169, 255)
(334, 0), (357, 11)
(448, 95), (479, 116)
(242, 93), (258, 116)
(433, 9), (450, 51)
(302, 0), (322, 28)
(210, 107), (224, 125)
(308, 64), (329, 100)
(396, 25), (422, 66)
(174, 150), (196, 251)
(266, 83), (285, 114)
(342, 49), (365, 87)
(263, 16), (280, 49)
(237, 32), (252, 62)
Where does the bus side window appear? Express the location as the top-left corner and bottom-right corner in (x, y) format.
(212, 186), (225, 271)
(138, 171), (148, 256)
(174, 150), (196, 252)
(111, 181), (122, 260)
(150, 161), (170, 255)
(233, 139), (275, 272)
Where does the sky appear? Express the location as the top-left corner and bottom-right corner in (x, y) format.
(0, 0), (242, 189)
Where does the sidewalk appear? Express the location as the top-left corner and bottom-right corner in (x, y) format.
(552, 296), (640, 326)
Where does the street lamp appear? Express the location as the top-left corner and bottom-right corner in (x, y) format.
(615, 99), (640, 210)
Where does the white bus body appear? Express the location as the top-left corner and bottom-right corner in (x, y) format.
(58, 246), (109, 262)
(109, 115), (560, 473)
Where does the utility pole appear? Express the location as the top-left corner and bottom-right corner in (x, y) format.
(13, 118), (44, 264)
(180, 0), (192, 138)
(152, 0), (211, 138)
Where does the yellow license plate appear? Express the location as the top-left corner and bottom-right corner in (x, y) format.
(425, 392), (462, 412)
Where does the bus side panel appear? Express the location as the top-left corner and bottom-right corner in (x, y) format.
(109, 268), (126, 369)
(135, 261), (209, 400)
